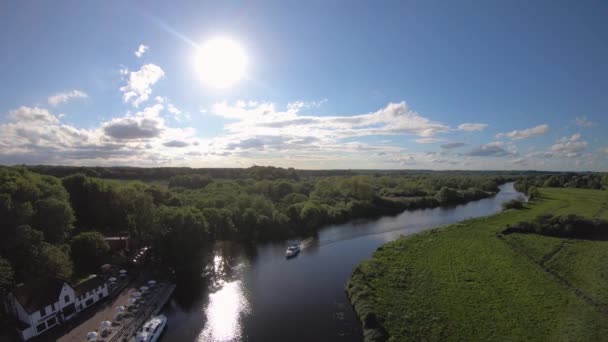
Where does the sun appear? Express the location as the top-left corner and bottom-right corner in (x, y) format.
(194, 37), (248, 89)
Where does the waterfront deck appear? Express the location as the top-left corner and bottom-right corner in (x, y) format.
(107, 283), (175, 342)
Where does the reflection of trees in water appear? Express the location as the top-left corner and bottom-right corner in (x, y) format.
(204, 241), (257, 291)
(173, 241), (258, 310)
(173, 255), (206, 311)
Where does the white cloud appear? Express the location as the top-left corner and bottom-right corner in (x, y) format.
(512, 158), (528, 165)
(120, 64), (165, 107)
(549, 133), (587, 158)
(466, 141), (517, 157)
(163, 140), (189, 148)
(134, 44), (149, 58)
(440, 141), (466, 149)
(496, 124), (549, 140)
(167, 104), (181, 116)
(376, 151), (463, 167)
(0, 106), (110, 162)
(103, 104), (165, 140)
(415, 137), (443, 144)
(200, 101), (459, 159)
(212, 101), (452, 139)
(0, 104), (199, 166)
(575, 116), (596, 128)
(457, 123), (488, 132)
(48, 90), (88, 106)
(9, 106), (59, 124)
(286, 99), (327, 111)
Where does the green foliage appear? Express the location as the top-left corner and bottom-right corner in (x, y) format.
(246, 165), (299, 180)
(168, 174), (213, 189)
(527, 185), (540, 201)
(32, 198), (75, 243)
(0, 257), (14, 293)
(300, 201), (325, 231)
(62, 174), (126, 234)
(70, 232), (110, 275)
(202, 207), (235, 240)
(36, 244), (73, 280)
(516, 172), (605, 193)
(503, 214), (608, 239)
(154, 206), (210, 274)
(502, 198), (525, 210)
(117, 184), (156, 240)
(0, 167), (72, 242)
(435, 186), (460, 205)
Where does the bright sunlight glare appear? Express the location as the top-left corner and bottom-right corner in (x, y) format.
(195, 37), (248, 89)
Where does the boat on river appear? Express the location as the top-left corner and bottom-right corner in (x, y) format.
(135, 314), (167, 342)
(285, 244), (300, 258)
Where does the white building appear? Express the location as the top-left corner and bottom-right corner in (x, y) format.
(3, 275), (109, 341)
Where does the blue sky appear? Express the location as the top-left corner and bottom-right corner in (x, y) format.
(1, 0), (607, 170)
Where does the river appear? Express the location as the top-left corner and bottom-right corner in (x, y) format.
(162, 182), (524, 342)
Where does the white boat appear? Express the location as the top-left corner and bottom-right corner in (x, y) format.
(135, 314), (167, 342)
(285, 244), (300, 258)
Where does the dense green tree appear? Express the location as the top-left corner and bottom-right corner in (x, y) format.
(527, 186), (540, 201)
(282, 193), (308, 206)
(0, 257), (14, 293)
(435, 187), (460, 205)
(35, 244), (73, 280)
(118, 185), (156, 240)
(6, 225), (44, 279)
(202, 208), (236, 240)
(32, 198), (75, 243)
(168, 174), (213, 189)
(300, 201), (325, 231)
(155, 206), (210, 274)
(70, 232), (110, 275)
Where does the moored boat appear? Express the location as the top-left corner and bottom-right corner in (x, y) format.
(135, 314), (167, 342)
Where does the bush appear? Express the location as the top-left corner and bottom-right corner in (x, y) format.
(503, 214), (608, 240)
(502, 198), (524, 210)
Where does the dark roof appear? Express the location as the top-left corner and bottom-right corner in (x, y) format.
(13, 278), (66, 314)
(73, 275), (105, 297)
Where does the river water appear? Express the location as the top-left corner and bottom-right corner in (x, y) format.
(162, 182), (523, 342)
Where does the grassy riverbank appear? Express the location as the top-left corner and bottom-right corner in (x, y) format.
(346, 187), (608, 341)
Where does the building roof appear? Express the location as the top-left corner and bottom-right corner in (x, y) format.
(13, 278), (66, 314)
(73, 275), (105, 297)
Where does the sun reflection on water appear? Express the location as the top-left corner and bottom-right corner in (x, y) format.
(198, 280), (249, 341)
(198, 250), (250, 342)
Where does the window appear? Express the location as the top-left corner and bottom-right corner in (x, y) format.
(46, 317), (56, 327)
(64, 295), (70, 303)
(40, 306), (46, 317)
(36, 322), (46, 334)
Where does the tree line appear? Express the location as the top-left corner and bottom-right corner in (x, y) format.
(503, 214), (608, 240)
(3, 165), (604, 295)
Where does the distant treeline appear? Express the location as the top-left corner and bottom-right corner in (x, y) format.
(503, 214), (608, 240)
(24, 164), (535, 181)
(515, 173), (608, 194)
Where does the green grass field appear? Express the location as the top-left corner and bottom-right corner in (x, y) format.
(347, 187), (608, 341)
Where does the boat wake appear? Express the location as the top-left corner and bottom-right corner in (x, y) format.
(299, 237), (316, 249)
